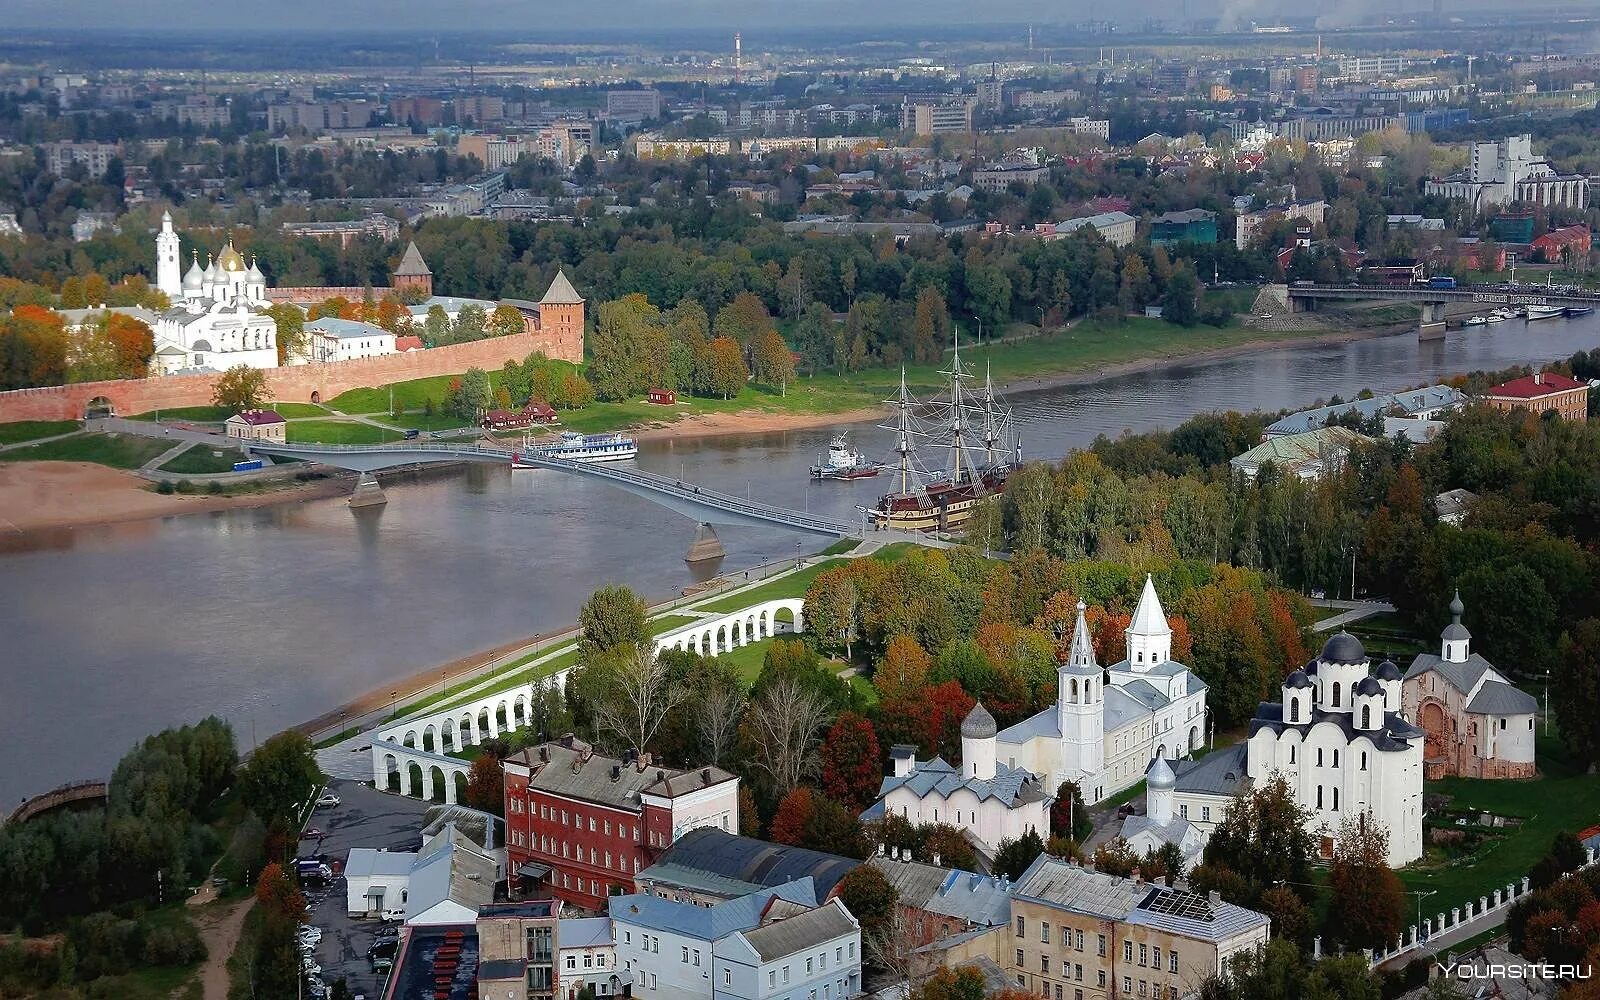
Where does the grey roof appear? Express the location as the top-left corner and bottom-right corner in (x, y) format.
(961, 702), (998, 739)
(1465, 680), (1538, 716)
(1130, 885), (1271, 943)
(1264, 385), (1463, 436)
(1120, 679), (1167, 710)
(740, 899), (858, 963)
(995, 708), (1060, 744)
(344, 847), (417, 880)
(1187, 673), (1210, 695)
(307, 316), (390, 339)
(421, 804), (503, 851)
(1119, 812), (1198, 850)
(540, 269), (585, 305)
(1375, 660), (1401, 681)
(478, 959), (528, 981)
(506, 738), (736, 814)
(1356, 676), (1383, 697)
(1151, 208), (1217, 224)
(609, 881), (817, 941)
(406, 838), (495, 917)
(1060, 210), (1136, 232)
(1320, 631), (1367, 665)
(1248, 701), (1424, 753)
(866, 857), (1011, 927)
(1103, 685), (1158, 732)
(1433, 489), (1478, 519)
(1169, 743), (1248, 797)
(558, 917), (614, 949)
(1011, 857), (1144, 921)
(646, 827), (858, 900)
(1403, 652), (1496, 695)
(395, 241), (431, 276)
(1284, 669), (1312, 689)
(1441, 622), (1472, 641)
(1146, 756), (1175, 790)
(637, 862), (770, 901)
(872, 756), (1050, 812)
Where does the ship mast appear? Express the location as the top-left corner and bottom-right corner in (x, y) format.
(886, 366), (917, 494)
(941, 328), (976, 483)
(980, 359), (1001, 468)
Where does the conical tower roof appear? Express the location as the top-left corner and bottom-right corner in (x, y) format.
(394, 240), (431, 277)
(961, 702), (997, 739)
(540, 268), (585, 305)
(1062, 601), (1099, 675)
(1129, 574), (1171, 636)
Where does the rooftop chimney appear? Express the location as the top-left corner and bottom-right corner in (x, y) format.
(1535, 372), (1544, 384)
(701, 768), (711, 783)
(611, 764), (621, 782)
(1208, 890), (1222, 907)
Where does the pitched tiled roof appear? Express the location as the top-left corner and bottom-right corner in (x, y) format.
(1169, 743), (1248, 797)
(1403, 652), (1496, 695)
(646, 827), (858, 900)
(610, 881), (817, 941)
(505, 739), (736, 814)
(540, 269), (585, 305)
(231, 409), (285, 425)
(873, 756), (1050, 810)
(395, 241), (432, 276)
(1465, 680), (1538, 715)
(866, 857), (1011, 926)
(1486, 371), (1587, 398)
(740, 899), (858, 963)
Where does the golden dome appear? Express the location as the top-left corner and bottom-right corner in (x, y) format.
(217, 242), (246, 272)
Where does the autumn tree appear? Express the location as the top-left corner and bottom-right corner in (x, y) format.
(738, 785), (762, 839)
(1091, 838), (1140, 877)
(805, 568), (861, 659)
(769, 787), (815, 846)
(1051, 781), (1092, 843)
(820, 712), (882, 812)
(1325, 813), (1406, 952)
(878, 680), (973, 762)
(0, 305), (68, 389)
(702, 335), (748, 399)
(489, 303), (527, 339)
(713, 291), (774, 346)
(255, 862), (306, 921)
(210, 364), (272, 414)
(460, 753), (505, 814)
(873, 635), (932, 705)
(751, 328), (796, 394)
(266, 304), (307, 365)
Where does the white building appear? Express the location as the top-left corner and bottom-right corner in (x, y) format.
(1426, 135), (1590, 211)
(611, 881), (862, 1000)
(1176, 632), (1425, 868)
(864, 706), (1053, 854)
(1117, 757), (1205, 867)
(344, 848), (416, 917)
(1055, 211), (1137, 247)
(560, 917), (620, 1000)
(304, 316), (397, 362)
(995, 580), (1209, 804)
(150, 212), (278, 373)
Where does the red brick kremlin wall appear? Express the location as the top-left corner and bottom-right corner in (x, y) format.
(0, 324), (584, 422)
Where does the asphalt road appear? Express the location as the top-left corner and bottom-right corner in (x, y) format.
(300, 778), (428, 999)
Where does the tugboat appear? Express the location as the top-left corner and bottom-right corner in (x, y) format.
(868, 335), (1021, 534)
(810, 434), (880, 480)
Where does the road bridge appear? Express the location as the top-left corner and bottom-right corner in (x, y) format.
(1282, 282), (1600, 340)
(246, 441), (861, 557)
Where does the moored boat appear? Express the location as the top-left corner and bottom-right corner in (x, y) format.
(515, 431), (638, 466)
(811, 434), (880, 480)
(1527, 305), (1565, 321)
(1463, 315), (1488, 326)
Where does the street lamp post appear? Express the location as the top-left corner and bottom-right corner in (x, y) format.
(1413, 889), (1437, 944)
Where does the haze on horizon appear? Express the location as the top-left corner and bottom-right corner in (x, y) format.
(0, 0), (1565, 34)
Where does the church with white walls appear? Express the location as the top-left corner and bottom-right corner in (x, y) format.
(993, 577), (1210, 804)
(149, 212), (278, 374)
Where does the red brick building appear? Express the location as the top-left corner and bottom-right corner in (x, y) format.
(502, 736), (740, 912)
(1531, 225), (1592, 264)
(1483, 370), (1590, 423)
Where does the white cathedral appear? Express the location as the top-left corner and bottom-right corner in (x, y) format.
(149, 211), (278, 374)
(866, 577), (1211, 854)
(994, 576), (1210, 804)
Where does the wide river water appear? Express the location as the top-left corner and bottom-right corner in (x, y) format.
(3, 317), (1598, 805)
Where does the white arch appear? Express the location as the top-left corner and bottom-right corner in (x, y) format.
(652, 599), (807, 660)
(424, 724), (438, 753)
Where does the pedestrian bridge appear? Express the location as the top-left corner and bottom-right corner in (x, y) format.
(1282, 282), (1600, 341)
(246, 441), (857, 537)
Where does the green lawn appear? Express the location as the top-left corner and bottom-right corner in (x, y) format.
(158, 444), (250, 475)
(691, 559), (848, 613)
(272, 402), (332, 418)
(315, 315), (1335, 438)
(128, 405), (233, 422)
(1398, 730), (1600, 917)
(370, 411), (476, 431)
(0, 432), (173, 469)
(849, 673), (879, 707)
(285, 419), (404, 444)
(0, 419), (80, 445)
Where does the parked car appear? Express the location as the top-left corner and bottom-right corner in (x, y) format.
(368, 939), (398, 960)
(306, 979), (329, 999)
(371, 955), (394, 974)
(381, 907), (405, 921)
(315, 792), (341, 808)
(298, 926), (322, 943)
(300, 828), (324, 840)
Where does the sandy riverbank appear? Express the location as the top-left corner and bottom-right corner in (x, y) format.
(0, 461), (351, 535)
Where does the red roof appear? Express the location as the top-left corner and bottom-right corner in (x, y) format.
(1486, 371), (1587, 398)
(232, 409), (285, 425)
(1532, 225), (1591, 249)
(394, 335), (424, 352)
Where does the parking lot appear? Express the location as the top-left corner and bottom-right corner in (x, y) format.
(301, 778), (429, 998)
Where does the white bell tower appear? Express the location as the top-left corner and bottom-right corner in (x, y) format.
(1058, 601), (1104, 794)
(1441, 591), (1471, 663)
(155, 211), (181, 299)
(1126, 574), (1173, 671)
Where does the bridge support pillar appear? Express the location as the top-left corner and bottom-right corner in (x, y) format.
(685, 522), (726, 564)
(1419, 300), (1447, 341)
(348, 472), (388, 508)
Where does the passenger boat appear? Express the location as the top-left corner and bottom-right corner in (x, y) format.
(1485, 313), (1507, 324)
(1566, 306), (1595, 318)
(1463, 315), (1488, 326)
(514, 431), (638, 466)
(868, 336), (1021, 534)
(810, 434), (880, 480)
(1527, 305), (1566, 321)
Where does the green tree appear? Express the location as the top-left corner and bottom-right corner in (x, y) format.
(837, 864), (898, 941)
(1199, 776), (1316, 906)
(703, 335), (747, 399)
(577, 584), (649, 663)
(794, 301), (837, 374)
(1119, 253), (1155, 312)
(1050, 781), (1093, 842)
(992, 829), (1045, 880)
(1162, 265), (1201, 327)
(1555, 619), (1600, 768)
(449, 367), (493, 420)
(266, 304), (306, 365)
(751, 328), (795, 394)
(804, 567), (861, 659)
(488, 303), (526, 339)
(235, 732), (322, 828)
(211, 365), (269, 413)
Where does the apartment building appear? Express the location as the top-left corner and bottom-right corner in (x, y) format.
(901, 101), (974, 135)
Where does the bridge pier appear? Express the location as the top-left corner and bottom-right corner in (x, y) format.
(348, 472), (388, 508)
(685, 522), (726, 564)
(1418, 300), (1447, 341)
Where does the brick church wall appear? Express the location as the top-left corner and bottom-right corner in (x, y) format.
(0, 320), (583, 422)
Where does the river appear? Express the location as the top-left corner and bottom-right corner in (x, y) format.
(2, 318), (1597, 805)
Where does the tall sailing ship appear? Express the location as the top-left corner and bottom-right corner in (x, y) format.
(867, 336), (1021, 533)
